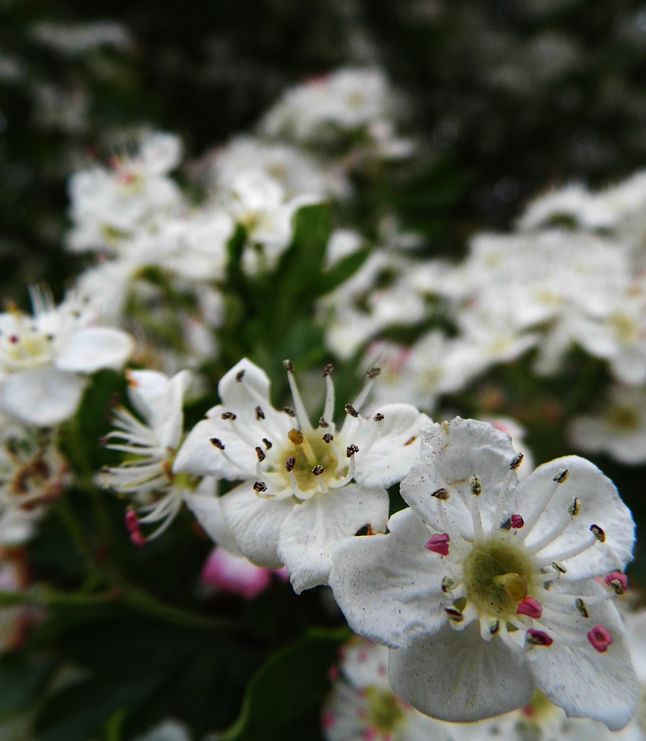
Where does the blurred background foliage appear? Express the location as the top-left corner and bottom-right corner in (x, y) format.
(4, 0), (646, 299)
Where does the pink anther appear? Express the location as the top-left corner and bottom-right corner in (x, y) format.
(517, 597), (543, 619)
(588, 625), (613, 653)
(425, 533), (450, 557)
(510, 514), (524, 529)
(605, 571), (628, 595)
(527, 629), (553, 647)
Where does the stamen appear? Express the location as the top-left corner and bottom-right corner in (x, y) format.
(575, 598), (590, 618)
(312, 465), (325, 476)
(331, 454), (355, 488)
(255, 406), (265, 420)
(285, 457), (296, 472)
(255, 447), (265, 462)
(322, 433), (334, 443)
(445, 607), (464, 623)
(284, 407), (295, 417)
(510, 453), (524, 470)
(236, 370), (245, 382)
(262, 438), (273, 449)
(538, 532), (600, 565)
(605, 571), (628, 595)
(344, 403), (359, 418)
(425, 533), (450, 556)
(322, 363), (335, 424)
(590, 524), (606, 542)
(587, 625), (613, 653)
(517, 597), (542, 619)
(210, 438), (225, 449)
(318, 417), (329, 428)
(346, 444), (359, 458)
(352, 368), (380, 411)
(125, 508), (146, 547)
(221, 412), (236, 420)
(510, 514), (524, 529)
(469, 474), (482, 496)
(373, 412), (384, 422)
(441, 576), (456, 593)
(526, 629), (553, 647)
(432, 487), (449, 500)
(520, 474), (570, 540)
(283, 359), (313, 432)
(253, 481), (267, 493)
(551, 561), (567, 574)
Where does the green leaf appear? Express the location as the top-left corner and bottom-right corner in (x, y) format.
(221, 627), (348, 741)
(0, 654), (54, 718)
(313, 246), (370, 298)
(36, 674), (161, 741)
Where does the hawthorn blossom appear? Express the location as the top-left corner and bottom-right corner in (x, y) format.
(322, 638), (461, 741)
(0, 416), (68, 544)
(330, 418), (637, 730)
(174, 358), (430, 593)
(101, 369), (193, 542)
(66, 131), (184, 254)
(223, 170), (321, 273)
(0, 288), (133, 427)
(569, 385), (646, 465)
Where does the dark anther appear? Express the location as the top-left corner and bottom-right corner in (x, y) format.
(510, 453), (524, 470)
(262, 438), (273, 449)
(221, 412), (236, 420)
(253, 481), (267, 493)
(255, 406), (265, 420)
(285, 457), (296, 472)
(322, 363), (334, 377)
(322, 433), (334, 443)
(236, 370), (245, 382)
(344, 403), (359, 417)
(312, 465), (325, 476)
(255, 447), (265, 462)
(373, 412), (384, 422)
(367, 367), (381, 379)
(210, 438), (225, 450)
(282, 359), (294, 372)
(346, 444), (359, 458)
(283, 406), (296, 416)
(554, 469), (569, 484)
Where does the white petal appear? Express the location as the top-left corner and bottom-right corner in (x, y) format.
(516, 455), (634, 580)
(352, 405), (432, 489)
(527, 597), (638, 731)
(218, 357), (271, 410)
(220, 482), (293, 568)
(328, 508), (454, 648)
(127, 369), (190, 449)
(400, 418), (518, 537)
(388, 624), (534, 722)
(278, 484), (388, 594)
(183, 487), (242, 556)
(173, 415), (256, 478)
(55, 326), (133, 373)
(0, 367), (86, 426)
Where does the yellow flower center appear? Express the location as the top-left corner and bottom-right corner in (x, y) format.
(463, 540), (537, 619)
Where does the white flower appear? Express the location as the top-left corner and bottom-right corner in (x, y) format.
(323, 638), (462, 741)
(66, 131), (184, 254)
(0, 417), (68, 544)
(260, 67), (395, 144)
(208, 135), (348, 199)
(329, 418), (637, 730)
(174, 358), (430, 593)
(0, 288), (133, 427)
(569, 386), (646, 466)
(101, 369), (193, 541)
(224, 170), (321, 273)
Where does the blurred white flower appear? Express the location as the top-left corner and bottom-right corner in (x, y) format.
(0, 288), (133, 427)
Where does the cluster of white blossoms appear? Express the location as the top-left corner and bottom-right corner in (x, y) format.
(101, 353), (639, 731)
